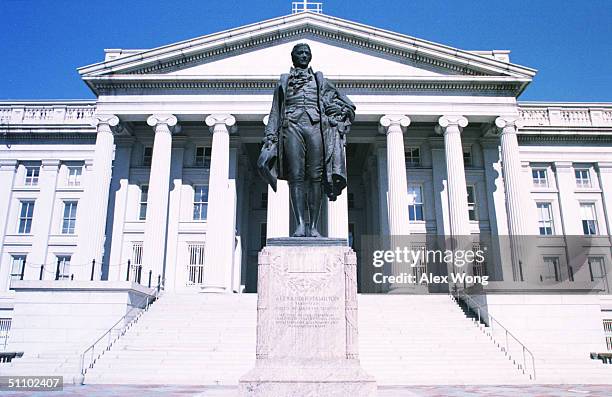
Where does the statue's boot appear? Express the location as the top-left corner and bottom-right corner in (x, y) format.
(290, 182), (307, 237)
(308, 181), (323, 238)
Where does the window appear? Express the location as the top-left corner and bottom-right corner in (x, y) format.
(541, 257), (560, 282)
(67, 166), (82, 186)
(580, 203), (598, 235)
(18, 201), (35, 234)
(55, 255), (71, 280)
(62, 201), (78, 234)
(130, 242), (143, 282)
(195, 147), (211, 168)
(463, 149), (472, 167)
(405, 147), (420, 167)
(187, 243), (205, 285)
(261, 192), (268, 209)
(132, 242), (143, 266)
(143, 147), (153, 166)
(532, 168), (548, 187)
(588, 257), (606, 283)
(604, 319), (612, 351)
(536, 202), (554, 235)
(575, 169), (592, 188)
(472, 243), (487, 277)
(10, 255), (26, 281)
(407, 184), (424, 221)
(467, 186), (477, 221)
(25, 166), (40, 186)
(0, 318), (12, 349)
(139, 185), (148, 221)
(193, 185), (208, 220)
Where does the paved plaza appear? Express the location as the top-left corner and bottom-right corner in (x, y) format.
(1, 385), (612, 397)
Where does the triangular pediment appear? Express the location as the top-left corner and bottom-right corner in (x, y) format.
(163, 38), (449, 78)
(79, 12), (536, 81)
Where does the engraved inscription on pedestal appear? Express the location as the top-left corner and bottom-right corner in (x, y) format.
(240, 239), (376, 396)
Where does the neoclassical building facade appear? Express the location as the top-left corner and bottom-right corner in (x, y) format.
(0, 12), (611, 369)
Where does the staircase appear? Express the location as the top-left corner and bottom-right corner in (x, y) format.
(12, 291), (603, 385)
(84, 293), (531, 385)
(452, 293), (612, 384)
(0, 349), (82, 383)
(358, 294), (528, 385)
(84, 293), (257, 385)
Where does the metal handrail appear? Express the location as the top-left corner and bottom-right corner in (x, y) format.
(451, 288), (537, 380)
(79, 282), (162, 377)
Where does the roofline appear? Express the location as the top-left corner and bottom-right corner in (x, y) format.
(77, 11), (536, 79)
(0, 100), (96, 105)
(519, 101), (612, 107)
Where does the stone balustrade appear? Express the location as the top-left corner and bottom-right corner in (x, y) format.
(519, 103), (612, 128)
(2, 101), (611, 130)
(0, 102), (97, 125)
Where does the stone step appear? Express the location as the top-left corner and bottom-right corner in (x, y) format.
(14, 292), (603, 386)
(80, 293), (534, 385)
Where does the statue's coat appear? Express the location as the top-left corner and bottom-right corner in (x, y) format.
(261, 71), (356, 200)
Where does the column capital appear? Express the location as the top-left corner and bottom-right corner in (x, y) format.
(90, 114), (133, 135)
(495, 116), (524, 133)
(436, 115), (468, 134)
(206, 114), (237, 133)
(147, 114), (179, 133)
(91, 114), (119, 128)
(379, 114), (410, 134)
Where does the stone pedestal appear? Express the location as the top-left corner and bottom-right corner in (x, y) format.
(239, 238), (376, 396)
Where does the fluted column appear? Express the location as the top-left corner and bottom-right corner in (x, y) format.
(495, 116), (535, 281)
(74, 114), (120, 279)
(380, 115), (411, 292)
(379, 115), (411, 236)
(496, 117), (528, 236)
(202, 114), (236, 292)
(262, 115), (290, 238)
(437, 115), (470, 237)
(143, 114), (178, 285)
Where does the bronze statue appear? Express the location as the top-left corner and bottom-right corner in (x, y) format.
(258, 43), (356, 237)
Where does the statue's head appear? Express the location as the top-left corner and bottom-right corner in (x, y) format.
(291, 43), (312, 69)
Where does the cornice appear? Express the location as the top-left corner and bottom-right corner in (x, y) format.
(0, 124), (96, 137)
(84, 76), (524, 96)
(518, 134), (612, 144)
(0, 132), (96, 140)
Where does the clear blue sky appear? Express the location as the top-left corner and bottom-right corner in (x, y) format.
(1, 0), (610, 102)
